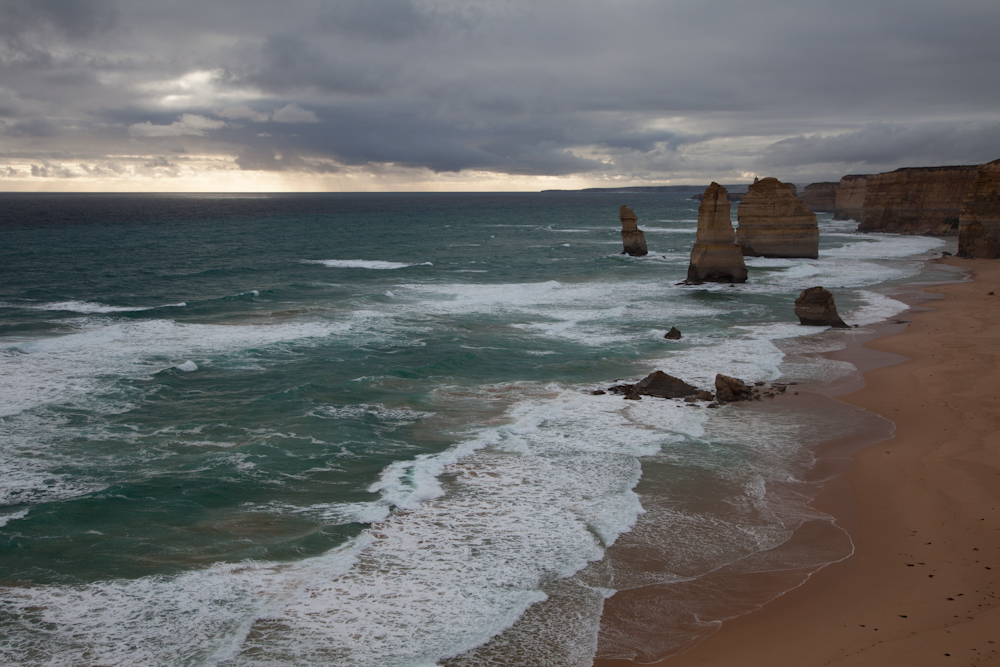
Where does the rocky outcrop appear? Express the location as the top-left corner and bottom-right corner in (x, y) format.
(736, 177), (819, 258)
(957, 159), (1000, 258)
(686, 183), (747, 284)
(635, 371), (698, 398)
(606, 371), (698, 399)
(802, 182), (838, 212)
(858, 166), (978, 235)
(834, 174), (868, 221)
(664, 327), (682, 340)
(715, 374), (752, 402)
(619, 205), (648, 256)
(794, 286), (849, 328)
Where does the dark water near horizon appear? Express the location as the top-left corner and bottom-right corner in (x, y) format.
(0, 192), (955, 665)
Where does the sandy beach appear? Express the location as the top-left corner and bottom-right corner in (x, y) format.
(597, 257), (1000, 666)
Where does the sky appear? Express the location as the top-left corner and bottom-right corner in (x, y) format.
(2, 0), (999, 192)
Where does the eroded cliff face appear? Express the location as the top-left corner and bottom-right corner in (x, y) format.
(736, 177), (818, 258)
(619, 205), (648, 256)
(802, 182), (838, 212)
(858, 166), (978, 235)
(958, 159), (1000, 258)
(687, 183), (747, 283)
(833, 174), (868, 221)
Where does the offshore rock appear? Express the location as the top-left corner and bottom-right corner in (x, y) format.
(635, 371), (699, 399)
(607, 371), (699, 400)
(794, 286), (849, 328)
(664, 326), (682, 340)
(859, 165), (978, 235)
(686, 183), (747, 283)
(834, 174), (868, 221)
(802, 182), (838, 212)
(737, 177), (819, 258)
(620, 205), (648, 256)
(715, 374), (751, 402)
(957, 159), (1000, 258)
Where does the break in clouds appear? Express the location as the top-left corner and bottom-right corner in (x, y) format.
(1, 0), (999, 189)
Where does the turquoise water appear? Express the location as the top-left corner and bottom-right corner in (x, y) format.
(0, 193), (951, 665)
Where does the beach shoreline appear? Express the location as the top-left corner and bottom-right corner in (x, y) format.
(595, 257), (1000, 666)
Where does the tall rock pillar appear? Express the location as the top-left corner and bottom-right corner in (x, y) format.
(687, 183), (748, 283)
(619, 205), (648, 256)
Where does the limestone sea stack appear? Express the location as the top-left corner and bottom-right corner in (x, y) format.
(619, 205), (648, 256)
(834, 174), (868, 221)
(686, 183), (747, 284)
(802, 182), (838, 212)
(736, 177), (819, 258)
(957, 158), (1000, 258)
(858, 165), (978, 235)
(794, 286), (849, 328)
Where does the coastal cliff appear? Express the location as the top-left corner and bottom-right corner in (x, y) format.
(802, 182), (837, 212)
(687, 183), (747, 283)
(833, 174), (868, 221)
(858, 165), (978, 235)
(619, 205), (648, 256)
(736, 177), (819, 258)
(957, 158), (1000, 258)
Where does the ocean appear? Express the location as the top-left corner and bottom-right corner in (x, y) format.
(0, 192), (956, 666)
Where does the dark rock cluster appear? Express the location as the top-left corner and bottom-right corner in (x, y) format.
(597, 371), (792, 407)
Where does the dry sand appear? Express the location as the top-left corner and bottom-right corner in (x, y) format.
(596, 257), (1000, 666)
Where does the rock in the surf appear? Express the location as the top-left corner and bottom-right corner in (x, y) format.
(737, 177), (819, 258)
(664, 327), (682, 339)
(620, 205), (648, 256)
(635, 371), (699, 399)
(715, 374), (752, 402)
(794, 286), (849, 328)
(686, 183), (747, 283)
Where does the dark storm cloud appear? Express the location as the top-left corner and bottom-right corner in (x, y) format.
(2, 0), (999, 185)
(229, 34), (392, 95)
(318, 0), (431, 42)
(0, 0), (117, 41)
(2, 118), (60, 138)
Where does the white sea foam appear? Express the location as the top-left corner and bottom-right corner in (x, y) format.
(846, 290), (910, 325)
(0, 387), (706, 667)
(649, 335), (786, 389)
(823, 234), (944, 260)
(0, 508), (29, 527)
(303, 259), (433, 270)
(0, 318), (342, 418)
(175, 360), (198, 372)
(308, 403), (432, 427)
(397, 279), (722, 346)
(20, 300), (186, 313)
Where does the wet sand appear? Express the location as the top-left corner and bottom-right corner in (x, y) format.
(596, 257), (1000, 666)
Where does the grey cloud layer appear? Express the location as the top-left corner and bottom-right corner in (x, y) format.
(2, 0), (999, 184)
